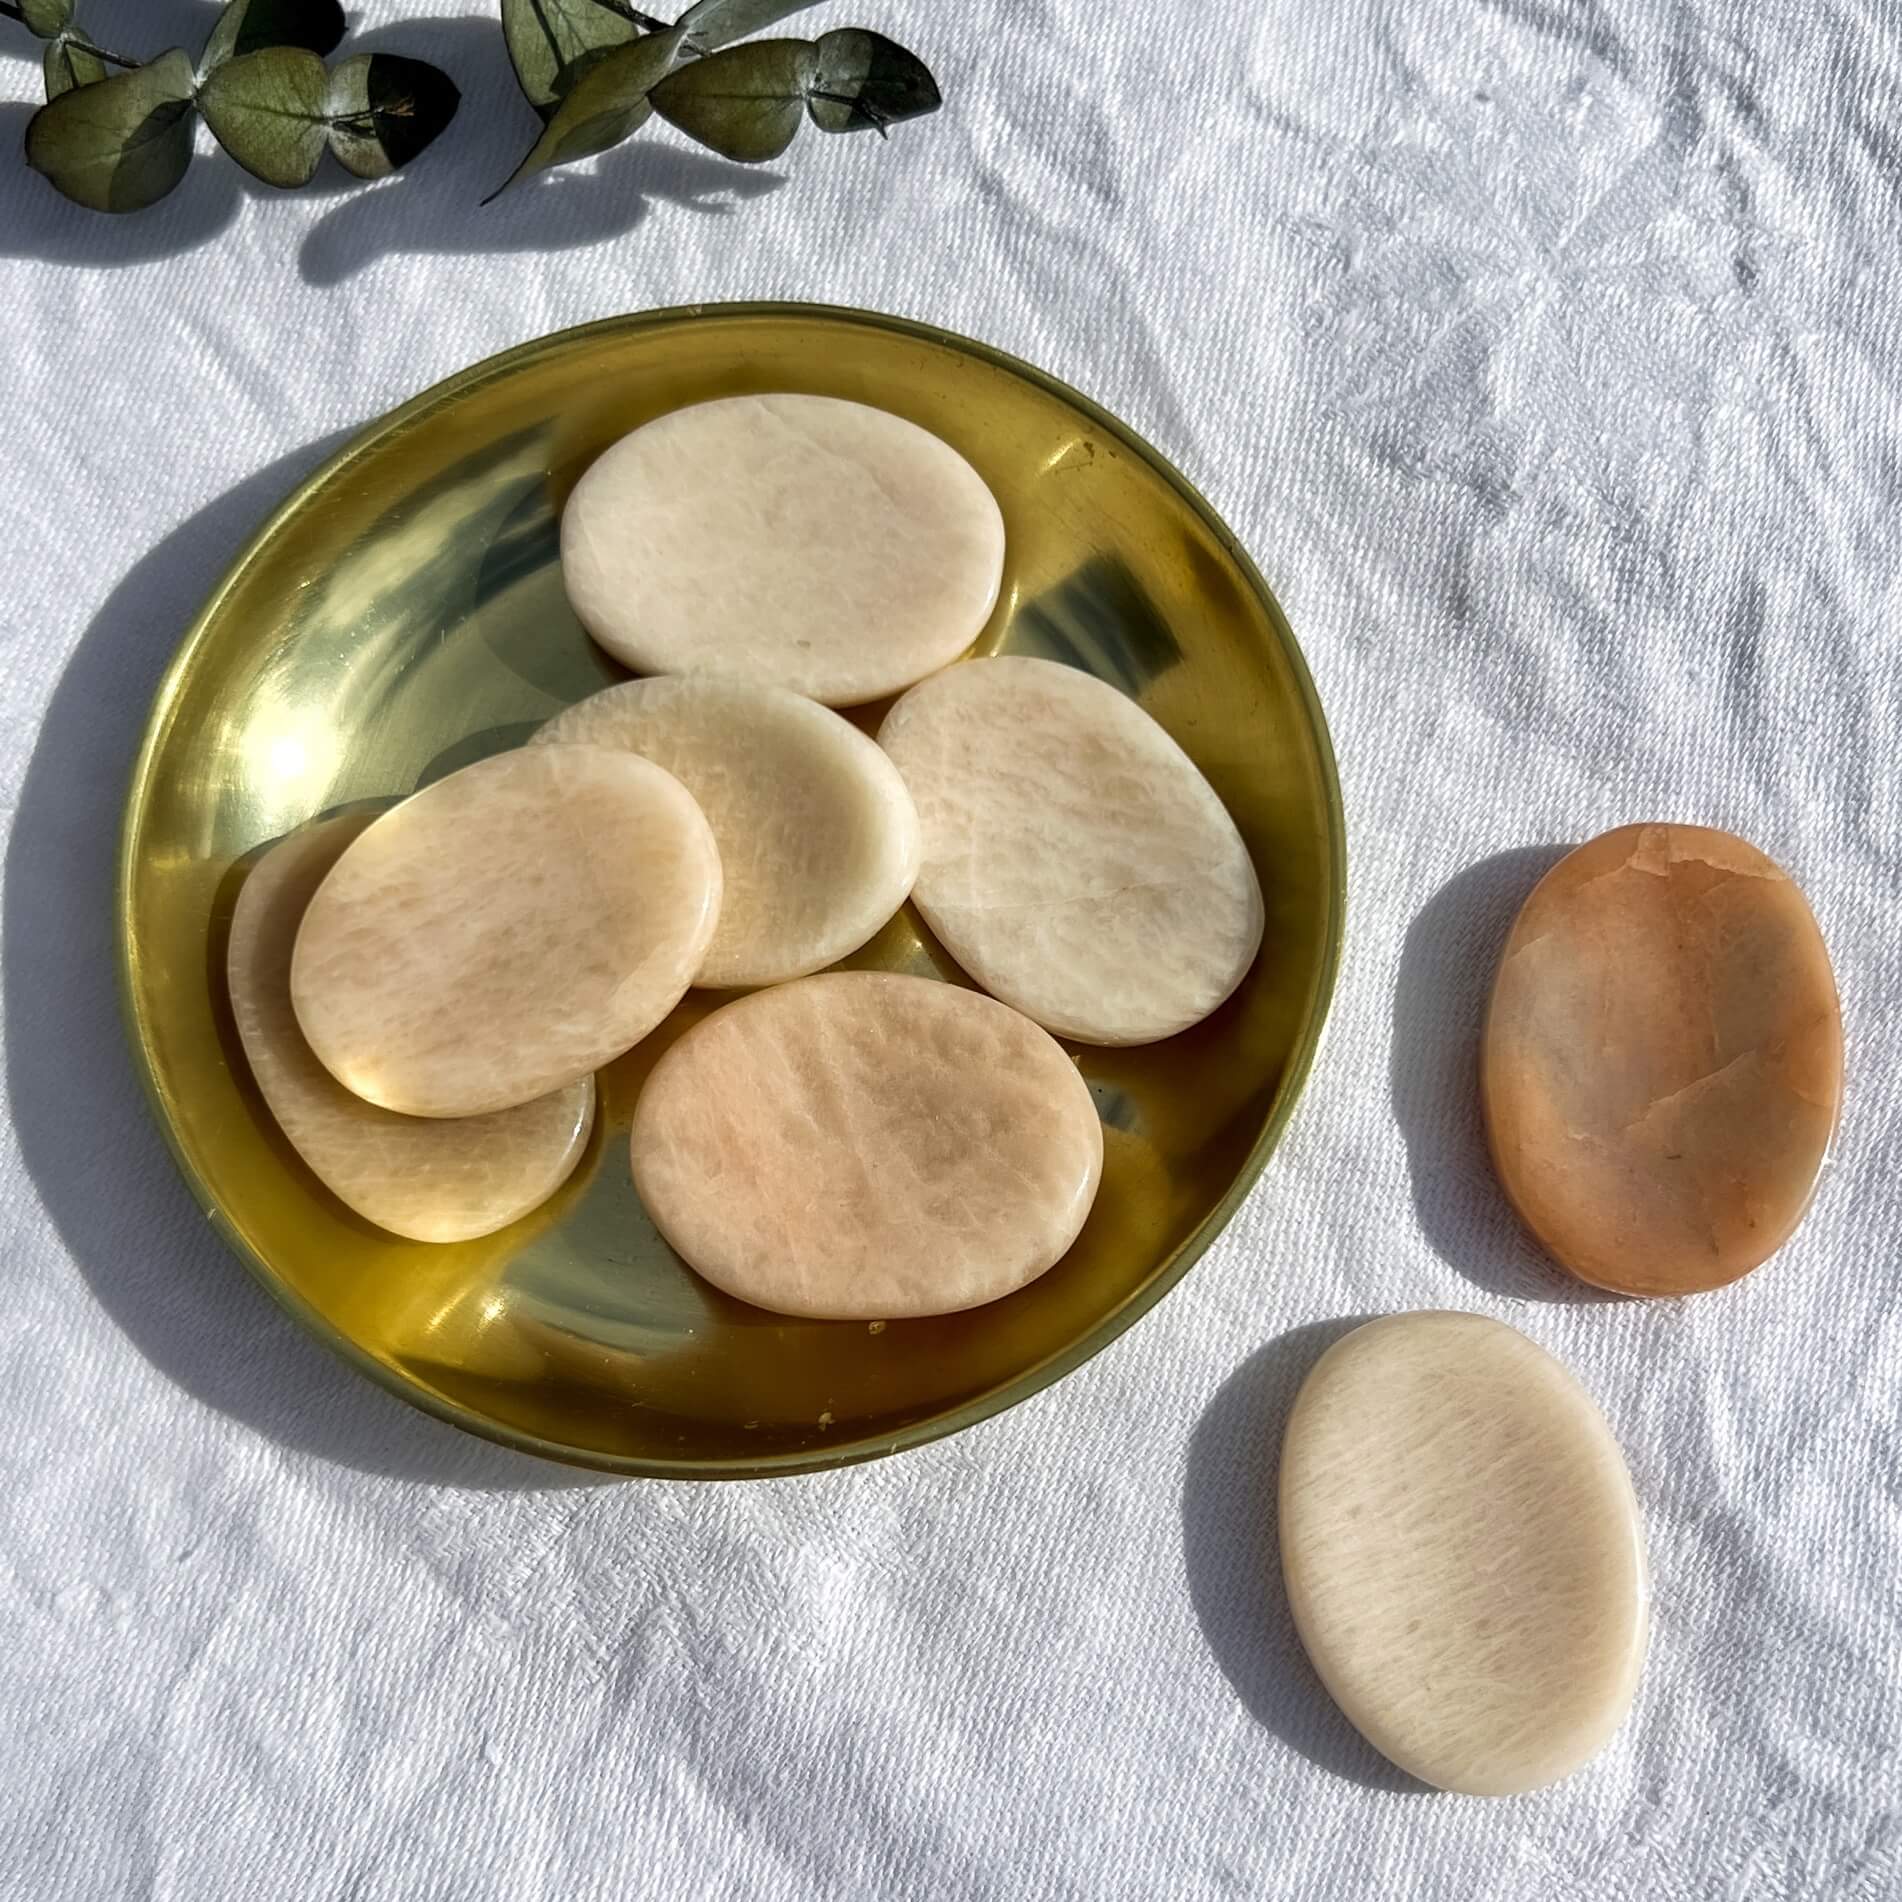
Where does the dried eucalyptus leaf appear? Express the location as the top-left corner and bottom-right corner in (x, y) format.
(675, 0), (822, 55)
(200, 0), (346, 71)
(502, 0), (641, 117)
(198, 46), (330, 188)
(650, 37), (815, 164)
(807, 29), (939, 134)
(485, 27), (686, 200)
(43, 35), (107, 99)
(20, 0), (75, 39)
(25, 48), (197, 212)
(327, 53), (462, 179)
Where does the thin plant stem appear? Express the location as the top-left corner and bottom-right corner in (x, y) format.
(0, 7), (142, 67)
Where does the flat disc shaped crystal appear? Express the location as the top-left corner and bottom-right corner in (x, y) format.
(1279, 1313), (1649, 1797)
(534, 676), (920, 987)
(879, 656), (1264, 1044)
(1482, 823), (1843, 1296)
(228, 814), (594, 1241)
(291, 745), (721, 1117)
(630, 973), (1104, 1319)
(560, 394), (1006, 706)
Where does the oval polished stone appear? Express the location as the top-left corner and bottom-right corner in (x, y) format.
(878, 656), (1264, 1045)
(230, 814), (594, 1241)
(1482, 823), (1842, 1296)
(534, 676), (921, 988)
(292, 745), (721, 1117)
(561, 394), (1006, 706)
(1280, 1313), (1649, 1797)
(630, 973), (1103, 1319)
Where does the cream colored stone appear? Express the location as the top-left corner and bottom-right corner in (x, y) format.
(229, 814), (593, 1241)
(629, 973), (1103, 1319)
(560, 395), (1005, 706)
(534, 676), (920, 988)
(1279, 1313), (1649, 1797)
(291, 745), (720, 1118)
(1483, 823), (1843, 1297)
(878, 656), (1264, 1045)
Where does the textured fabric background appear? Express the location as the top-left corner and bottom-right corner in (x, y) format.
(3, 2), (1900, 1896)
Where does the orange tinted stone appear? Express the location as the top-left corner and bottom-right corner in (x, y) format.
(1481, 824), (1842, 1296)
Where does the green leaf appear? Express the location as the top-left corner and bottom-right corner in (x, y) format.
(200, 0), (346, 71)
(501, 0), (642, 118)
(20, 0), (75, 39)
(24, 48), (198, 212)
(806, 29), (939, 134)
(326, 53), (462, 179)
(485, 27), (687, 200)
(198, 46), (330, 188)
(42, 35), (107, 99)
(650, 37), (815, 163)
(675, 0), (822, 55)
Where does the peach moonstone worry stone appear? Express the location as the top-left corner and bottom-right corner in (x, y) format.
(1280, 1313), (1648, 1797)
(291, 745), (721, 1118)
(229, 814), (594, 1241)
(630, 973), (1103, 1319)
(1482, 823), (1842, 1297)
(534, 676), (921, 988)
(878, 656), (1265, 1045)
(560, 394), (1006, 706)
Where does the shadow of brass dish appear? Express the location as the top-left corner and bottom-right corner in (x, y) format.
(118, 303), (1345, 1478)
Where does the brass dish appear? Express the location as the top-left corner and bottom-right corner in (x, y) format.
(118, 303), (1344, 1478)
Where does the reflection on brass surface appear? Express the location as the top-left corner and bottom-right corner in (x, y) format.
(118, 304), (1344, 1478)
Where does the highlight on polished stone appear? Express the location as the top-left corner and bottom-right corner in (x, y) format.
(535, 676), (921, 988)
(1279, 1312), (1649, 1797)
(560, 394), (1006, 706)
(228, 814), (594, 1242)
(1482, 822), (1843, 1297)
(629, 972), (1103, 1320)
(291, 744), (721, 1118)
(878, 655), (1264, 1045)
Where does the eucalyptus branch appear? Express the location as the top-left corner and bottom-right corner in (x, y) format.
(493, 3), (938, 192)
(12, 0), (938, 219)
(17, 0), (459, 211)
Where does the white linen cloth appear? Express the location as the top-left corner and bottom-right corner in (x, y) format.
(3, 2), (1899, 1895)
